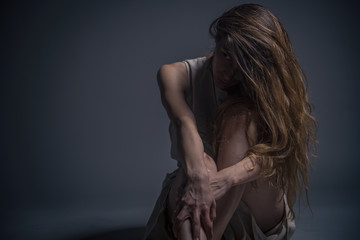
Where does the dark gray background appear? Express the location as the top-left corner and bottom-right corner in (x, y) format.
(1, 0), (359, 239)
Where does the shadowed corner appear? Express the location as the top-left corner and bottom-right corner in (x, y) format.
(70, 226), (146, 240)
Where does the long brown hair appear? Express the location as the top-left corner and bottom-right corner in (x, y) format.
(209, 4), (317, 219)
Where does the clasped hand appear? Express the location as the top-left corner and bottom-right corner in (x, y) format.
(173, 153), (233, 240)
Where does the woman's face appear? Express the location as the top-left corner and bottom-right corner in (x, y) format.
(212, 44), (239, 91)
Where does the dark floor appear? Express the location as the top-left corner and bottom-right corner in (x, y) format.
(70, 227), (145, 240)
(1, 191), (359, 240)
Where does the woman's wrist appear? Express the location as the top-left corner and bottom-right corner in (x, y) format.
(220, 167), (237, 187)
(178, 119), (209, 181)
(225, 156), (261, 186)
(187, 169), (209, 183)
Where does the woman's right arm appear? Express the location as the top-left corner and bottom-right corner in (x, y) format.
(157, 62), (207, 177)
(157, 62), (216, 240)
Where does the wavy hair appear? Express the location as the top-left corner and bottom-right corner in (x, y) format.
(209, 4), (317, 219)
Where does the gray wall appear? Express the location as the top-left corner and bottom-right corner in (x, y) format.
(1, 0), (359, 239)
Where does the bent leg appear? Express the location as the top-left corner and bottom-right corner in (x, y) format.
(210, 113), (252, 239)
(203, 153), (248, 240)
(212, 184), (247, 240)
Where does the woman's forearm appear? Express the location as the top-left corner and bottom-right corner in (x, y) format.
(227, 156), (261, 186)
(206, 153), (261, 199)
(178, 118), (208, 179)
(174, 119), (216, 240)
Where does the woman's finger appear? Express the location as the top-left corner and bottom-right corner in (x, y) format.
(201, 206), (213, 240)
(191, 206), (201, 240)
(173, 206), (190, 237)
(210, 200), (216, 221)
(172, 199), (183, 223)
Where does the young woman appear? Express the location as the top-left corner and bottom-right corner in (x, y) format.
(144, 4), (317, 240)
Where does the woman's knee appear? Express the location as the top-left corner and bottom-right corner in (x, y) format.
(178, 219), (207, 240)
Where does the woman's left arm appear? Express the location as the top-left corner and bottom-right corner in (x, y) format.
(205, 154), (260, 200)
(204, 112), (261, 200)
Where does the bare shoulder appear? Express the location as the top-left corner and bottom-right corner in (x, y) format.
(158, 61), (186, 73)
(157, 62), (188, 89)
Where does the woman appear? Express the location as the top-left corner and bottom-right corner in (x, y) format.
(144, 4), (317, 240)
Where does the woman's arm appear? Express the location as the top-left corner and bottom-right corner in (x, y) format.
(157, 62), (215, 240)
(207, 155), (260, 200)
(157, 63), (206, 177)
(205, 111), (261, 200)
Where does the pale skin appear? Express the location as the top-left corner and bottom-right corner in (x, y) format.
(157, 44), (285, 240)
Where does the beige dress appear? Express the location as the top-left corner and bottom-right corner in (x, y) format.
(144, 56), (295, 240)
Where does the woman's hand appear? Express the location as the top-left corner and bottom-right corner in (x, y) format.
(209, 168), (234, 200)
(203, 152), (233, 200)
(173, 172), (216, 240)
